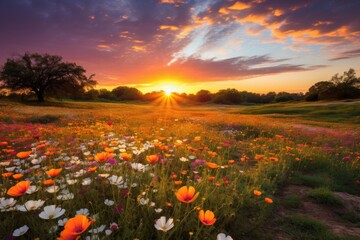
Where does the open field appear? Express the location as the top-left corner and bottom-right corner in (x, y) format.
(0, 100), (359, 239)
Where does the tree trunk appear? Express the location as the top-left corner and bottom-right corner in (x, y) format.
(35, 91), (45, 102)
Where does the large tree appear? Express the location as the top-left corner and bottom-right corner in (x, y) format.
(0, 53), (97, 102)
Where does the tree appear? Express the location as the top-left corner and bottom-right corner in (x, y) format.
(111, 86), (143, 101)
(213, 88), (243, 104)
(330, 68), (360, 99)
(0, 53), (96, 102)
(305, 69), (360, 101)
(195, 90), (212, 102)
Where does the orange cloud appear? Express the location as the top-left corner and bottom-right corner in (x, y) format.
(228, 1), (251, 11)
(160, 25), (179, 31)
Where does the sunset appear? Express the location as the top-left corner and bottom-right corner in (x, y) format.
(1, 0), (360, 93)
(0, 1), (359, 240)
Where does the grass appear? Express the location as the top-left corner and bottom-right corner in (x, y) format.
(281, 214), (358, 240)
(289, 172), (331, 188)
(25, 114), (60, 124)
(282, 194), (302, 209)
(308, 188), (344, 206)
(236, 101), (360, 124)
(0, 100), (359, 239)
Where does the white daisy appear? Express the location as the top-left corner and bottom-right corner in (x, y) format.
(154, 216), (174, 232)
(39, 205), (65, 219)
(12, 225), (29, 237)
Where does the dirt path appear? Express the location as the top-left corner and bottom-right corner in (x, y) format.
(271, 185), (360, 239)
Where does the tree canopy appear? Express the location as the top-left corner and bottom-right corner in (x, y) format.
(0, 53), (97, 102)
(305, 68), (360, 101)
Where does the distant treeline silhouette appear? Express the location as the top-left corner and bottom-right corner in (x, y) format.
(1, 53), (359, 104)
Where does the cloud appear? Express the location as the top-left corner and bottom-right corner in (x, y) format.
(113, 55), (326, 85)
(330, 48), (360, 61)
(0, 0), (354, 89)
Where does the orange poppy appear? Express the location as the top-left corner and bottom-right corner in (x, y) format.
(175, 186), (199, 203)
(228, 160), (235, 165)
(2, 172), (13, 178)
(254, 190), (262, 196)
(205, 162), (219, 169)
(208, 176), (215, 181)
(88, 166), (97, 172)
(12, 173), (23, 180)
(269, 157), (279, 162)
(265, 197), (273, 204)
(43, 179), (55, 185)
(120, 152), (132, 161)
(104, 147), (114, 153)
(0, 141), (8, 146)
(174, 181), (182, 185)
(58, 214), (93, 240)
(7, 180), (30, 197)
(46, 168), (62, 177)
(94, 152), (114, 163)
(199, 210), (216, 226)
(146, 154), (159, 163)
(16, 151), (32, 159)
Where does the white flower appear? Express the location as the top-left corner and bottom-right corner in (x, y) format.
(25, 185), (38, 194)
(31, 159), (42, 164)
(5, 166), (16, 172)
(74, 169), (87, 178)
(76, 208), (89, 216)
(0, 198), (17, 211)
(155, 208), (163, 213)
(150, 202), (155, 207)
(130, 163), (149, 172)
(39, 205), (65, 219)
(98, 173), (110, 178)
(66, 179), (78, 185)
(154, 216), (174, 232)
(139, 198), (149, 205)
(12, 225), (29, 237)
(57, 192), (74, 200)
(88, 224), (106, 233)
(0, 161), (10, 166)
(104, 199), (114, 206)
(18, 200), (45, 212)
(179, 157), (188, 162)
(105, 229), (112, 235)
(58, 218), (68, 226)
(46, 186), (60, 193)
(108, 175), (124, 185)
(83, 151), (91, 156)
(82, 178), (92, 185)
(217, 233), (233, 240)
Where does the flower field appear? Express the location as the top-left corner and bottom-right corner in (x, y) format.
(0, 102), (359, 239)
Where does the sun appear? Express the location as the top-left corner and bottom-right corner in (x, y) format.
(163, 85), (175, 96)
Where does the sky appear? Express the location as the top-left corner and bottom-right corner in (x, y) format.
(0, 0), (360, 94)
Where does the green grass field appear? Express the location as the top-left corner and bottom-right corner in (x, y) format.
(0, 100), (359, 239)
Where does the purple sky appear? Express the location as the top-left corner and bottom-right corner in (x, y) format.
(1, 0), (359, 93)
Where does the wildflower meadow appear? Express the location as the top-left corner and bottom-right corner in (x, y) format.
(0, 101), (359, 239)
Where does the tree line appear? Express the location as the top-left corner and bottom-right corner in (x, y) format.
(1, 53), (359, 104)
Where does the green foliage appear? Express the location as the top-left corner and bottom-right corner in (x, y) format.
(283, 195), (301, 209)
(237, 102), (360, 124)
(289, 172), (330, 188)
(26, 115), (60, 124)
(112, 86), (143, 101)
(308, 188), (344, 206)
(213, 88), (243, 104)
(281, 214), (354, 240)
